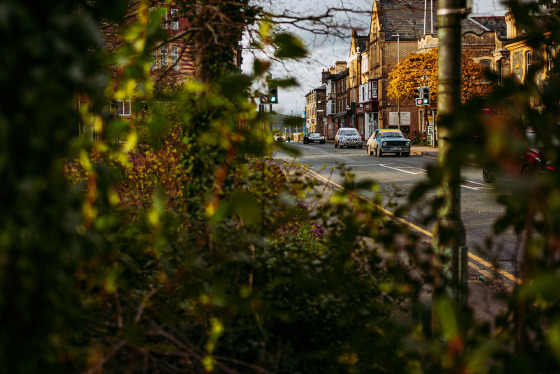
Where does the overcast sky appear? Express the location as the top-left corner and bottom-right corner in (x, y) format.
(242, 0), (509, 117)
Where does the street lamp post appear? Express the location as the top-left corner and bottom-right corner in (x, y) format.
(393, 33), (401, 130)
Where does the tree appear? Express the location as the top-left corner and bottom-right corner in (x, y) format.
(388, 48), (495, 104)
(10, 0), (560, 373)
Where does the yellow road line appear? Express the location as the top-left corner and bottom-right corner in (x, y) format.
(304, 166), (523, 285)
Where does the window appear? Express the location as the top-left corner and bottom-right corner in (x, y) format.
(480, 59), (492, 68)
(170, 8), (178, 30)
(160, 46), (168, 67)
(171, 46), (179, 70)
(526, 51), (532, 75)
(116, 99), (131, 116)
(162, 11), (168, 29)
(151, 50), (157, 69)
(370, 80), (378, 99)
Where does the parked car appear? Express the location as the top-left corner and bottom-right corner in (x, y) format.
(274, 132), (286, 142)
(334, 128), (363, 148)
(367, 129), (411, 157)
(304, 132), (325, 144)
(482, 127), (556, 182)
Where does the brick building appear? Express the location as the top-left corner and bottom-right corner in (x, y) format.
(366, 0), (439, 136)
(305, 85), (327, 135)
(323, 61), (348, 139)
(312, 0), (509, 140)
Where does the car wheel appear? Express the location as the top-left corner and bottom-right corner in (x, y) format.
(404, 152), (410, 157)
(359, 145), (363, 149)
(334, 142), (338, 148)
(482, 163), (495, 183)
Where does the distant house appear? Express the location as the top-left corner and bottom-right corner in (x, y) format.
(322, 61), (349, 139)
(305, 85), (327, 135)
(79, 2), (242, 139)
(366, 0), (439, 136)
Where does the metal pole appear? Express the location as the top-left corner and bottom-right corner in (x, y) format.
(435, 0), (467, 306)
(393, 33), (401, 130)
(424, 0), (427, 35)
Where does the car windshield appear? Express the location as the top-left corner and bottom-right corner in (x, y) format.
(309, 133), (320, 137)
(379, 132), (404, 138)
(340, 129), (359, 136)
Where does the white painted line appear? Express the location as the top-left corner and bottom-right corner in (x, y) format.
(460, 179), (493, 191)
(462, 179), (488, 187)
(377, 164), (419, 175)
(461, 185), (481, 191)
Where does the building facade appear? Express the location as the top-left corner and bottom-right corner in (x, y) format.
(305, 86), (327, 134)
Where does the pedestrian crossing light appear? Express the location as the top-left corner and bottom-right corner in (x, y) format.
(269, 88), (278, 104)
(421, 86), (430, 105)
(414, 87), (423, 106)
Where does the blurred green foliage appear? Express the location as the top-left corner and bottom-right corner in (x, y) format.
(5, 0), (560, 373)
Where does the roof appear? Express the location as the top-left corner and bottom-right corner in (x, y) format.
(380, 0), (438, 41)
(379, 0), (493, 41)
(357, 35), (368, 52)
(469, 17), (507, 38)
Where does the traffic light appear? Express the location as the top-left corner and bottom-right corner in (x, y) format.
(421, 86), (430, 105)
(269, 88), (278, 104)
(414, 87), (423, 106)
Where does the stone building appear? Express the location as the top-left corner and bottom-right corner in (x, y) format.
(323, 61), (348, 139)
(366, 0), (440, 136)
(305, 85), (327, 135)
(348, 30), (369, 136)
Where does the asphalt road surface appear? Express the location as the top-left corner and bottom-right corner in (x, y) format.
(275, 142), (524, 283)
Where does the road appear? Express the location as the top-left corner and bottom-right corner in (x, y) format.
(275, 142), (524, 285)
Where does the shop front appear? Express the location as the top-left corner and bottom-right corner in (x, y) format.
(363, 101), (379, 140)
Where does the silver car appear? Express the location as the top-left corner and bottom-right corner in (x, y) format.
(334, 128), (363, 148)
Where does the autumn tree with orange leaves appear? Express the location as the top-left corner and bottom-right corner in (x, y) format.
(388, 48), (495, 105)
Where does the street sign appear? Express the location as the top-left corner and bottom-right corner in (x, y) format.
(415, 98), (423, 106)
(389, 112), (411, 126)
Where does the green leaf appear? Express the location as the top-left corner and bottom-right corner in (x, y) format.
(273, 33), (308, 59)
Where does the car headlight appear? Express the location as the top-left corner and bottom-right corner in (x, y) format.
(406, 141), (410, 146)
(382, 141), (387, 147)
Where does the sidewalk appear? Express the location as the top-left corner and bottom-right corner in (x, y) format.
(411, 145), (438, 157)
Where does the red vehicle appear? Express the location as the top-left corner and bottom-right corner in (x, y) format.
(482, 128), (556, 182)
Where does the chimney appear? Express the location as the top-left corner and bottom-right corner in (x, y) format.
(335, 61), (347, 73)
(321, 69), (330, 84)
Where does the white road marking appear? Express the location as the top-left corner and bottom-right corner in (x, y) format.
(461, 179), (493, 191)
(377, 164), (419, 175)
